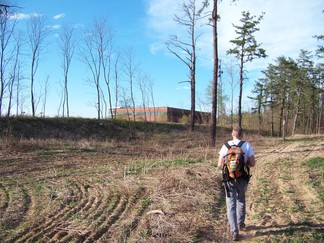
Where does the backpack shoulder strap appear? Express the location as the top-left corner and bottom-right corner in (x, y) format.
(237, 140), (245, 148)
(224, 142), (231, 149)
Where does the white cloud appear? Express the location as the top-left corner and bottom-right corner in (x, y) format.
(53, 13), (66, 20)
(176, 85), (190, 90)
(9, 12), (42, 20)
(51, 25), (61, 30)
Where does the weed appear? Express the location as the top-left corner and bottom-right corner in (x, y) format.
(251, 214), (262, 220)
(283, 188), (295, 194)
(306, 157), (324, 171)
(305, 157), (324, 203)
(139, 229), (150, 238)
(34, 180), (45, 191)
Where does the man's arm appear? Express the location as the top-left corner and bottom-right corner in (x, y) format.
(247, 155), (256, 167)
(218, 154), (224, 168)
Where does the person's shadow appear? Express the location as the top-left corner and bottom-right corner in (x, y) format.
(240, 222), (324, 241)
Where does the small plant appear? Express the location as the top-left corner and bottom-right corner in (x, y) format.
(305, 157), (324, 203)
(283, 188), (295, 194)
(251, 214), (262, 220)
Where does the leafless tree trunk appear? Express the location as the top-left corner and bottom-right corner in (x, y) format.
(209, 0), (218, 145)
(27, 15), (48, 117)
(137, 71), (149, 121)
(292, 88), (301, 135)
(41, 75), (49, 117)
(15, 62), (23, 116)
(114, 51), (121, 118)
(59, 24), (75, 118)
(120, 87), (131, 120)
(147, 75), (156, 122)
(0, 7), (17, 116)
(224, 60), (239, 127)
(6, 33), (23, 117)
(99, 19), (115, 119)
(79, 18), (105, 119)
(166, 0), (205, 131)
(123, 48), (138, 121)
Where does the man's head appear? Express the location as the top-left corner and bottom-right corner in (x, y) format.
(232, 126), (244, 139)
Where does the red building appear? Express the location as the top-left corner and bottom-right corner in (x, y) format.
(114, 106), (210, 124)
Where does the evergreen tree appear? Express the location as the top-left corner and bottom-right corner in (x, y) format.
(227, 11), (266, 126)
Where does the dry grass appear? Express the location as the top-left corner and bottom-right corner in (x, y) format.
(0, 119), (323, 242)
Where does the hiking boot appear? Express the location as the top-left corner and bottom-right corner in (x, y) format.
(239, 223), (246, 231)
(231, 232), (239, 241)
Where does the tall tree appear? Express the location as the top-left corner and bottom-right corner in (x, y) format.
(123, 48), (138, 121)
(99, 19), (115, 119)
(224, 59), (239, 127)
(79, 18), (105, 119)
(209, 0), (219, 145)
(263, 56), (298, 139)
(166, 0), (206, 131)
(293, 50), (314, 135)
(113, 51), (121, 119)
(227, 11), (266, 126)
(6, 32), (23, 117)
(27, 15), (48, 117)
(0, 5), (17, 116)
(248, 79), (266, 131)
(58, 24), (75, 118)
(314, 34), (324, 59)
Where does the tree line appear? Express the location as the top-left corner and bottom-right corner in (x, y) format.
(0, 5), (155, 121)
(0, 2), (323, 144)
(250, 46), (323, 139)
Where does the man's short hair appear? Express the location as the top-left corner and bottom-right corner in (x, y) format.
(232, 126), (244, 138)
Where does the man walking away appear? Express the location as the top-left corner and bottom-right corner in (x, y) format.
(218, 126), (256, 241)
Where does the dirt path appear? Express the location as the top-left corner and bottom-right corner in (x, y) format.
(239, 137), (324, 242)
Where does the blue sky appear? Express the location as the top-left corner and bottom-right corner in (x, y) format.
(8, 0), (324, 118)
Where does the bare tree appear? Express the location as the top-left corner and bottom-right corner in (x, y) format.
(137, 71), (149, 121)
(146, 74), (156, 122)
(0, 5), (17, 116)
(79, 18), (104, 119)
(79, 17), (117, 120)
(58, 24), (75, 117)
(166, 0), (206, 131)
(99, 20), (115, 119)
(120, 86), (131, 120)
(6, 32), (23, 117)
(41, 75), (49, 117)
(123, 48), (138, 121)
(209, 0), (219, 145)
(27, 14), (49, 117)
(224, 59), (239, 127)
(113, 51), (121, 118)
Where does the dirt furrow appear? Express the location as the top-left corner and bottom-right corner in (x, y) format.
(85, 194), (129, 242)
(14, 179), (84, 242)
(101, 187), (148, 242)
(0, 183), (9, 217)
(75, 192), (121, 241)
(8, 180), (70, 242)
(34, 179), (93, 241)
(0, 185), (31, 240)
(113, 195), (151, 242)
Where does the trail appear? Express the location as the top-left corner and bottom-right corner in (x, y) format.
(239, 138), (324, 242)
